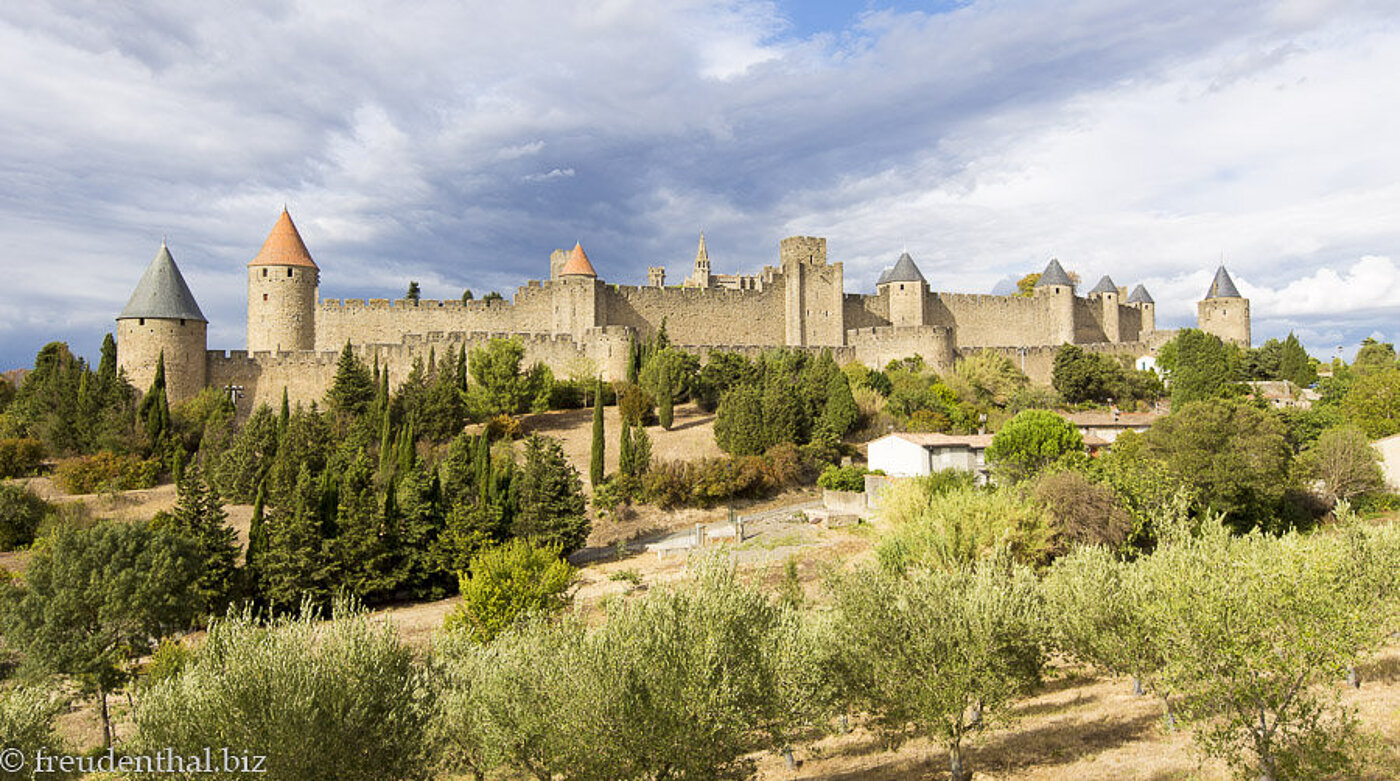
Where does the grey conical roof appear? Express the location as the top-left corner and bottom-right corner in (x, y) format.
(117, 243), (207, 322)
(1205, 265), (1241, 298)
(1088, 275), (1117, 295)
(883, 252), (926, 284)
(1127, 284), (1154, 304)
(1036, 258), (1073, 287)
(876, 267), (892, 285)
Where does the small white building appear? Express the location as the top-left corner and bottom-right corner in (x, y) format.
(1373, 434), (1400, 492)
(867, 432), (995, 483)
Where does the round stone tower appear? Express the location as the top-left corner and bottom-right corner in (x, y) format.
(1034, 258), (1077, 345)
(1197, 265), (1250, 347)
(116, 242), (208, 403)
(247, 208), (319, 352)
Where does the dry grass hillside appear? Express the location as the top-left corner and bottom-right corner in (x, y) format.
(5, 407), (1400, 779)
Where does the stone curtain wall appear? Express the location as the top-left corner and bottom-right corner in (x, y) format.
(207, 329), (630, 416)
(847, 326), (957, 374)
(602, 284), (788, 346)
(933, 293), (1064, 348)
(314, 284), (557, 351)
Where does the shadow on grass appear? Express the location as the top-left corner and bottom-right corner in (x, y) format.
(801, 710), (1162, 780)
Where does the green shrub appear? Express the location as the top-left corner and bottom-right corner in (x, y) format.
(53, 451), (160, 494)
(0, 484), (51, 551)
(877, 485), (1053, 571)
(0, 438), (45, 479)
(1, 684), (66, 779)
(817, 464), (870, 492)
(444, 538), (576, 643)
(134, 601), (432, 781)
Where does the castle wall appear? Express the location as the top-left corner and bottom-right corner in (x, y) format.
(973, 341), (1155, 386)
(600, 284), (787, 346)
(847, 326), (956, 373)
(118, 318), (207, 403)
(1118, 304), (1142, 342)
(314, 284), (558, 351)
(209, 328), (632, 416)
(1073, 298), (1109, 344)
(932, 293), (1064, 349)
(843, 293), (890, 330)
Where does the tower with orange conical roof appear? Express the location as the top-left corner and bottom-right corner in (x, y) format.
(247, 209), (319, 352)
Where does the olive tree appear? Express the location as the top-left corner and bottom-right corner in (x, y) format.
(1144, 523), (1396, 780)
(830, 559), (1044, 781)
(135, 600), (434, 781)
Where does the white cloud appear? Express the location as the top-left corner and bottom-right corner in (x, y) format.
(1, 1), (1399, 365)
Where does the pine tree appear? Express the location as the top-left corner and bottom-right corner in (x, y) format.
(590, 378), (606, 485)
(512, 434), (589, 554)
(326, 341), (375, 419)
(162, 462), (238, 616)
(762, 375), (802, 447)
(260, 464), (334, 611)
(658, 370), (674, 430)
(714, 385), (766, 456)
(332, 453), (395, 601)
(820, 372), (859, 437)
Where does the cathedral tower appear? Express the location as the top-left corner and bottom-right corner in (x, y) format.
(247, 209), (319, 352)
(116, 242), (208, 403)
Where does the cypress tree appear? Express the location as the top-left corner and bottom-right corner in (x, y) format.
(279, 387), (290, 435)
(139, 352), (171, 449)
(658, 370), (673, 430)
(378, 415), (394, 480)
(457, 345), (468, 392)
(632, 422), (652, 476)
(619, 418), (635, 477)
(626, 335), (640, 384)
(398, 420), (417, 476)
(247, 482), (268, 569)
(475, 433), (492, 502)
(590, 378), (605, 485)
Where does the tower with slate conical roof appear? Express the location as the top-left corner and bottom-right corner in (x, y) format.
(1087, 274), (1120, 342)
(1034, 258), (1077, 344)
(1197, 265), (1250, 347)
(116, 242), (208, 403)
(247, 209), (319, 352)
(1127, 284), (1156, 336)
(877, 251), (928, 327)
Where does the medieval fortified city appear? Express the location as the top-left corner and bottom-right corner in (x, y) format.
(117, 208), (1250, 410)
(4, 4), (1400, 781)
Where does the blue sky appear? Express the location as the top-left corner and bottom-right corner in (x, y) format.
(2, 0), (1399, 369)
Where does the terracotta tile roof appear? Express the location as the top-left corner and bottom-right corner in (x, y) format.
(1059, 410), (1161, 427)
(248, 209), (318, 269)
(887, 432), (995, 449)
(560, 242), (597, 277)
